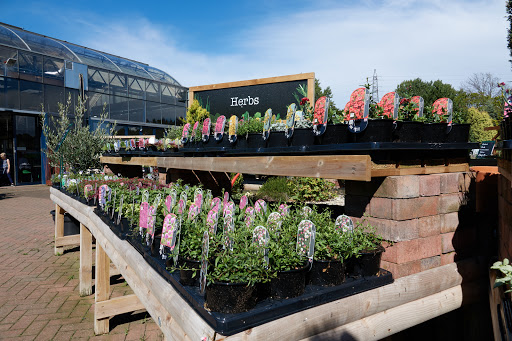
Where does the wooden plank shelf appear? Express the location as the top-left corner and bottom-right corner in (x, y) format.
(50, 189), (487, 340)
(101, 155), (470, 181)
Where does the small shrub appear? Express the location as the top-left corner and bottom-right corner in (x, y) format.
(256, 177), (293, 202)
(288, 177), (336, 202)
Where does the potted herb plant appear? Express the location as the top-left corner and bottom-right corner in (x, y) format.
(347, 219), (385, 277)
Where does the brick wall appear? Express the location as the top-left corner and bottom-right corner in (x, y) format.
(345, 172), (479, 278)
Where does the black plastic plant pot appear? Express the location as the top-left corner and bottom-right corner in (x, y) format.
(348, 245), (385, 277)
(349, 119), (395, 143)
(270, 262), (309, 299)
(393, 121), (423, 142)
(267, 131), (290, 148)
(290, 128), (315, 147)
(254, 281), (271, 302)
(309, 259), (346, 286)
(50, 209), (80, 236)
(314, 124), (349, 145)
(205, 282), (257, 314)
(179, 258), (201, 286)
(421, 123), (470, 143)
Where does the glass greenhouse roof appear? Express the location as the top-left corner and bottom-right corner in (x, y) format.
(0, 23), (181, 86)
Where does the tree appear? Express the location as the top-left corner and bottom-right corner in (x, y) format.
(315, 78), (339, 111)
(461, 72), (500, 97)
(465, 107), (495, 142)
(41, 95), (114, 173)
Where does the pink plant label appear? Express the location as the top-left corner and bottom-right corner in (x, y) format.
(239, 195), (248, 210)
(278, 203), (290, 217)
(267, 212), (282, 232)
(335, 215), (354, 234)
(285, 103), (296, 139)
(188, 203), (200, 221)
(130, 139), (136, 150)
(223, 201), (235, 217)
(313, 96), (330, 136)
(223, 191), (229, 207)
(215, 115), (226, 141)
(346, 88), (370, 133)
(192, 121), (199, 139)
(207, 210), (218, 234)
(211, 197), (221, 212)
(432, 98), (453, 125)
(253, 225), (270, 264)
(177, 199), (185, 215)
(245, 206), (255, 228)
(255, 199), (267, 214)
(263, 109), (272, 140)
(200, 231), (209, 294)
(194, 192), (203, 210)
(296, 220), (316, 260)
(139, 202), (149, 230)
(181, 123), (190, 144)
(160, 213), (179, 256)
(224, 213), (235, 250)
(202, 118), (211, 142)
(138, 137), (146, 150)
(165, 192), (176, 213)
(378, 92), (400, 119)
(147, 205), (157, 238)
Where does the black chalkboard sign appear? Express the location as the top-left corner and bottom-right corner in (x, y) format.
(477, 141), (495, 158)
(193, 80), (308, 118)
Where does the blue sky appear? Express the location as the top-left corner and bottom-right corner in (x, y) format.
(2, 0), (511, 107)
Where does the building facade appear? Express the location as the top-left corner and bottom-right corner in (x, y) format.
(0, 22), (187, 185)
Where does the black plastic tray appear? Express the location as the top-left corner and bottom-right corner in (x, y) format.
(144, 253), (393, 336)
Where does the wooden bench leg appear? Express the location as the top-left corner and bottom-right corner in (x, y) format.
(94, 243), (110, 334)
(79, 223), (93, 296)
(54, 204), (65, 255)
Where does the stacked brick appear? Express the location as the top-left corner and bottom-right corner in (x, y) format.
(345, 172), (476, 278)
(498, 174), (512, 260)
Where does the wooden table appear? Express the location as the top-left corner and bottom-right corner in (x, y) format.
(50, 188), (487, 340)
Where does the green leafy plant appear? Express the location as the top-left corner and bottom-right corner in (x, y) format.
(186, 99), (209, 125)
(256, 177), (293, 202)
(491, 258), (512, 292)
(288, 177), (337, 202)
(230, 173), (244, 200)
(351, 219), (384, 254)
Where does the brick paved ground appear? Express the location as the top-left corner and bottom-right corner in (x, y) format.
(0, 185), (164, 340)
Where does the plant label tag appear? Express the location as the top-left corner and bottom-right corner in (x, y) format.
(313, 96), (330, 136)
(267, 212), (282, 232)
(297, 220), (316, 261)
(202, 118), (211, 143)
(160, 213), (180, 260)
(285, 103), (297, 139)
(228, 115), (238, 143)
(255, 199), (267, 214)
(239, 195), (248, 210)
(200, 231), (209, 295)
(165, 194), (175, 214)
(139, 202), (149, 233)
(116, 195), (124, 225)
(136, 186), (140, 196)
(142, 190), (149, 204)
(207, 209), (218, 235)
(179, 191), (187, 205)
(188, 203), (200, 222)
(107, 187), (112, 204)
(411, 96), (424, 117)
(278, 203), (290, 217)
(130, 139), (136, 150)
(302, 206), (312, 217)
(99, 185), (108, 209)
(177, 199), (185, 215)
(147, 205), (157, 244)
(245, 206), (255, 228)
(192, 121), (199, 141)
(432, 98), (453, 131)
(215, 115), (226, 141)
(347, 87), (370, 133)
(111, 190), (117, 219)
(84, 184), (93, 203)
(335, 214), (354, 235)
(194, 188), (203, 210)
(114, 140), (120, 152)
(224, 213), (235, 250)
(263, 108), (272, 141)
(181, 123), (190, 144)
(211, 197), (221, 212)
(223, 201), (235, 217)
(223, 192), (229, 208)
(93, 183), (98, 205)
(204, 190), (212, 210)
(152, 194), (161, 209)
(253, 225), (270, 264)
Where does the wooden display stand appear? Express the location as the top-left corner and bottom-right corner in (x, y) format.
(50, 188), (487, 340)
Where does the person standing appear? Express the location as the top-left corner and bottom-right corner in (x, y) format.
(1, 152), (14, 186)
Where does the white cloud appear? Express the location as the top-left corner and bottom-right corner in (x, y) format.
(77, 0), (511, 107)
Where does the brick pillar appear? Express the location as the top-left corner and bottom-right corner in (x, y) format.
(345, 172), (476, 278)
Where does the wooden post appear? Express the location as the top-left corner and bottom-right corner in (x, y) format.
(79, 223), (93, 296)
(54, 204), (65, 255)
(94, 243), (111, 334)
